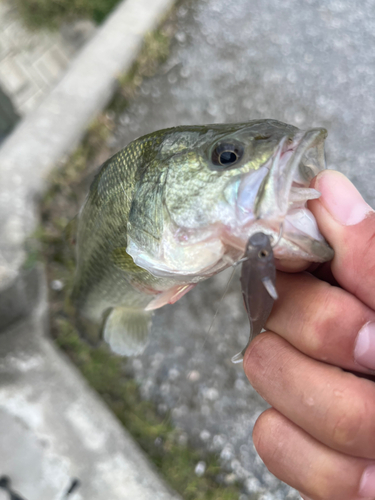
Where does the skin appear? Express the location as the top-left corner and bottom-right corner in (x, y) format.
(243, 169), (375, 500)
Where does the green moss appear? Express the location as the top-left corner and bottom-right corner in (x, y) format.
(14, 0), (121, 29)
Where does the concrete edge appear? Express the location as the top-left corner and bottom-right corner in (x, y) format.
(0, 266), (181, 499)
(0, 0), (175, 290)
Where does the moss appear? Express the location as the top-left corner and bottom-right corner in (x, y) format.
(14, 0), (121, 30)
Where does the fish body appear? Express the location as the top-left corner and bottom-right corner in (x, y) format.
(71, 120), (333, 356)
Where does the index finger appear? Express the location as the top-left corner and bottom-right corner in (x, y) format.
(308, 170), (375, 310)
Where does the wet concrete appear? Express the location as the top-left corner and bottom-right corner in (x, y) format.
(103, 0), (375, 498)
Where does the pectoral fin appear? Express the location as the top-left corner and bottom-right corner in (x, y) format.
(103, 306), (153, 356)
(262, 276), (278, 300)
(145, 284), (196, 311)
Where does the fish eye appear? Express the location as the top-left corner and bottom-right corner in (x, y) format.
(211, 142), (244, 170)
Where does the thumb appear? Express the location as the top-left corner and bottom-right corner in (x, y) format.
(309, 170), (375, 309)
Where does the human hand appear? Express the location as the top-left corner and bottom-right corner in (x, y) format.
(243, 170), (375, 500)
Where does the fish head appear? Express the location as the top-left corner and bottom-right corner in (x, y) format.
(126, 120), (333, 280)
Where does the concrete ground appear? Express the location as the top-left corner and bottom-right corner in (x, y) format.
(0, 0), (95, 115)
(98, 0), (375, 498)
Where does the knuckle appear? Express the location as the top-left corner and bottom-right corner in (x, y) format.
(303, 287), (344, 355)
(244, 333), (290, 393)
(243, 332), (274, 383)
(350, 219), (375, 265)
(327, 391), (366, 448)
(337, 216), (375, 303)
(252, 409), (280, 462)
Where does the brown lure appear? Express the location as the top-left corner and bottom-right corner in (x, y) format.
(232, 232), (278, 363)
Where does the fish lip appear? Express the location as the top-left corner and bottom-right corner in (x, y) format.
(256, 127), (327, 219)
(252, 127), (333, 262)
(233, 129), (326, 225)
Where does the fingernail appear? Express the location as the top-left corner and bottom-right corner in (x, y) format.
(299, 494), (313, 500)
(359, 464), (375, 497)
(316, 171), (374, 226)
(355, 322), (375, 370)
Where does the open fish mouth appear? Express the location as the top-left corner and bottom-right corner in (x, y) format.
(236, 128), (334, 262)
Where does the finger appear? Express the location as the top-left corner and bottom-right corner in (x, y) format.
(310, 260), (339, 286)
(309, 170), (375, 310)
(253, 408), (375, 500)
(244, 332), (375, 459)
(275, 258), (310, 273)
(266, 271), (375, 373)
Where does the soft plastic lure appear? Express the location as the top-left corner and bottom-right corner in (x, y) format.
(232, 232), (278, 363)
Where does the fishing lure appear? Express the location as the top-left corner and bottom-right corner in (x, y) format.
(232, 232), (278, 363)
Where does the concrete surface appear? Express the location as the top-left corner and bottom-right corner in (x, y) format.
(0, 1), (95, 115)
(98, 0), (375, 498)
(0, 266), (181, 500)
(0, 266), (41, 332)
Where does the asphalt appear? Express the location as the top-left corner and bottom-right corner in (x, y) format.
(101, 0), (375, 498)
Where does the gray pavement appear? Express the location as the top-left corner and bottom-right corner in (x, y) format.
(101, 0), (375, 498)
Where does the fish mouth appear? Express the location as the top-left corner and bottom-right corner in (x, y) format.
(237, 128), (334, 262)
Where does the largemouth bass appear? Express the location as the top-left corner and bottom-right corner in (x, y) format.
(71, 120), (333, 356)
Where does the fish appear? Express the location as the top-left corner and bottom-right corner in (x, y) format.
(70, 119), (334, 356)
(232, 232), (277, 364)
